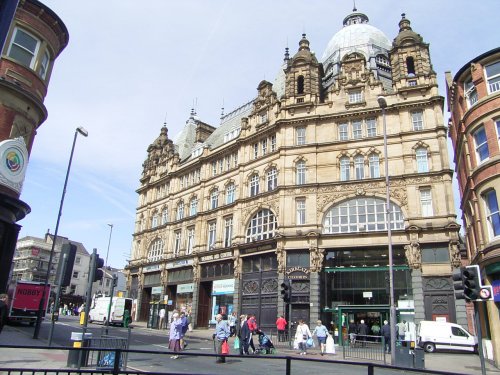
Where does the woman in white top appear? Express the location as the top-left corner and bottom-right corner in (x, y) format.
(294, 319), (312, 355)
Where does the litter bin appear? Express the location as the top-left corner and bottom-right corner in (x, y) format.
(414, 347), (425, 369)
(67, 332), (92, 368)
(395, 346), (413, 368)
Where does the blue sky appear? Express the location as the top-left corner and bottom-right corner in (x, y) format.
(17, 0), (500, 269)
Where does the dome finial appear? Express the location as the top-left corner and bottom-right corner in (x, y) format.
(398, 12), (412, 32)
(284, 46), (290, 62)
(299, 33), (310, 51)
(353, 0), (357, 12)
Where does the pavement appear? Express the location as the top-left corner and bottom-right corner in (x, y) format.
(0, 321), (499, 374)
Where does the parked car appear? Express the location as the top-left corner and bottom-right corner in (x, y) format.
(417, 320), (477, 353)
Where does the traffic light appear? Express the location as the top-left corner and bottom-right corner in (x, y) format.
(92, 253), (105, 282)
(463, 265), (480, 301)
(452, 267), (465, 300)
(56, 243), (77, 287)
(280, 279), (292, 303)
(112, 274), (118, 287)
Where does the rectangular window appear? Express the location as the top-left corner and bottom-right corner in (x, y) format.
(366, 118), (377, 137)
(352, 120), (363, 139)
(369, 154), (380, 178)
(349, 89), (363, 103)
(212, 161), (217, 176)
(464, 78), (478, 108)
(72, 271), (79, 278)
(296, 199), (306, 225)
(210, 191), (218, 210)
(296, 127), (306, 145)
(416, 148), (429, 173)
(420, 188), (433, 217)
(253, 143), (259, 159)
(8, 28), (40, 68)
(187, 227), (195, 255)
(224, 217), (233, 248)
(226, 184), (235, 204)
(340, 158), (350, 181)
(296, 162), (306, 185)
(484, 190), (500, 238)
(260, 113), (268, 124)
(473, 126), (489, 163)
(485, 61), (500, 94)
(152, 215), (158, 228)
(262, 138), (268, 155)
(271, 135), (277, 152)
(190, 199), (198, 216)
(38, 50), (50, 79)
(75, 256), (81, 265)
(250, 175), (259, 196)
(496, 120), (500, 144)
(354, 156), (364, 179)
(174, 231), (181, 256)
(411, 110), (424, 131)
(208, 221), (217, 249)
(339, 123), (348, 141)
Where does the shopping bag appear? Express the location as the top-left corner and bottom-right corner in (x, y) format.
(306, 337), (314, 348)
(234, 337), (240, 349)
(221, 340), (230, 355)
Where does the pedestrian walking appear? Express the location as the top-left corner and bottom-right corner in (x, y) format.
(213, 313), (230, 363)
(294, 319), (312, 355)
(236, 314), (251, 355)
(180, 311), (189, 349)
(168, 312), (182, 359)
(380, 320), (391, 353)
(0, 294), (9, 334)
(357, 320), (369, 346)
(228, 311), (237, 337)
(276, 315), (287, 342)
(348, 320), (358, 347)
(158, 307), (166, 329)
(246, 313), (258, 353)
(312, 320), (329, 356)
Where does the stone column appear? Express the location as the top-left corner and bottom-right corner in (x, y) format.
(309, 271), (321, 325)
(411, 269), (425, 323)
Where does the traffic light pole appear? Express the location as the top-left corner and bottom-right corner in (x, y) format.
(105, 275), (116, 335)
(473, 301), (486, 375)
(83, 249), (97, 328)
(48, 251), (67, 346)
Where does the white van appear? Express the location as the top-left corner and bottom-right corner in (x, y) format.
(417, 320), (477, 353)
(88, 296), (132, 326)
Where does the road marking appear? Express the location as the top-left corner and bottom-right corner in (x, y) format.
(153, 344), (170, 349)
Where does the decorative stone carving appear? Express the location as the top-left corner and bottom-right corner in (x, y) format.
(192, 257), (200, 281)
(233, 256), (241, 279)
(310, 247), (325, 272)
(449, 241), (461, 268)
(404, 241), (421, 269)
(276, 246), (285, 273)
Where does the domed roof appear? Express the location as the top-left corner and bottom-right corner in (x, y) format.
(321, 10), (391, 65)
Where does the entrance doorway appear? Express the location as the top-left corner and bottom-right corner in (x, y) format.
(333, 305), (390, 346)
(197, 281), (211, 328)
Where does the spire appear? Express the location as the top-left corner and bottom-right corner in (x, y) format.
(353, 0), (357, 12)
(284, 47), (290, 62)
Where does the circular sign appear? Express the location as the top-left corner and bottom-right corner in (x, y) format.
(479, 288), (491, 300)
(0, 138), (29, 193)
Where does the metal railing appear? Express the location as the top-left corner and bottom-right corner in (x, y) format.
(342, 334), (386, 363)
(0, 344), (462, 375)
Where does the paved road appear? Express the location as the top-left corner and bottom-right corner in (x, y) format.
(1, 316), (499, 375)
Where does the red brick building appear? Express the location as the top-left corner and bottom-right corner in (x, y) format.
(446, 47), (500, 367)
(0, 0), (68, 292)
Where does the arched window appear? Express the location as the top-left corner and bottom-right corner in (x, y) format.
(406, 56), (415, 76)
(249, 174), (260, 196)
(147, 238), (164, 262)
(246, 209), (277, 242)
(416, 147), (429, 173)
(267, 167), (278, 191)
(340, 156), (350, 181)
(323, 197), (404, 234)
(369, 153), (380, 178)
(226, 183), (235, 204)
(296, 160), (306, 185)
(297, 75), (304, 94)
(354, 155), (364, 180)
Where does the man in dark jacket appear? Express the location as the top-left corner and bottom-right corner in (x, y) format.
(236, 314), (251, 355)
(357, 320), (369, 347)
(0, 294), (9, 334)
(380, 320), (391, 353)
(348, 320), (358, 347)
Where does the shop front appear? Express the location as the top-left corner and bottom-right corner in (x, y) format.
(165, 260), (193, 316)
(197, 254), (234, 327)
(176, 282), (194, 313)
(322, 247), (413, 345)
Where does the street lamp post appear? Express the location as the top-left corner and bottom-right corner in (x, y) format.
(105, 223), (113, 334)
(33, 126), (88, 340)
(378, 96), (397, 365)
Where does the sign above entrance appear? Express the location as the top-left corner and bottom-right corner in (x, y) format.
(286, 266), (310, 280)
(240, 243), (274, 255)
(144, 264), (161, 273)
(166, 259), (193, 269)
(0, 137), (29, 194)
(212, 279), (234, 295)
(177, 283), (194, 294)
(151, 286), (163, 295)
(200, 251), (232, 263)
